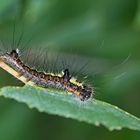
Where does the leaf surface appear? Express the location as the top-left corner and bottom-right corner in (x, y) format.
(0, 85), (140, 131)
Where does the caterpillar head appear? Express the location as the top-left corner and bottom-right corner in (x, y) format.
(79, 85), (92, 101)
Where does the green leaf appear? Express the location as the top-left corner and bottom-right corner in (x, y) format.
(0, 85), (140, 131)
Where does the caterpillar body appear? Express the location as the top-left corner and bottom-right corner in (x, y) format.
(0, 49), (93, 101)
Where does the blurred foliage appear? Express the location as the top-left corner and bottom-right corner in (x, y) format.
(0, 0), (140, 140)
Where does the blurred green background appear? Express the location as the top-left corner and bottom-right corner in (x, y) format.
(0, 0), (140, 139)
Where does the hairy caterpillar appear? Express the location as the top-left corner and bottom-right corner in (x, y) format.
(0, 48), (93, 101)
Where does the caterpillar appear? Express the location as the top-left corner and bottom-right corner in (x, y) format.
(0, 48), (93, 101)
